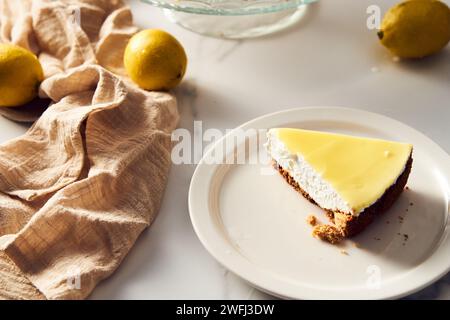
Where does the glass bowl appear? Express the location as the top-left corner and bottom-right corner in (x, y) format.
(141, 0), (318, 38)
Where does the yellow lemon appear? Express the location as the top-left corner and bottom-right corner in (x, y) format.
(0, 43), (44, 107)
(124, 29), (187, 91)
(378, 0), (450, 58)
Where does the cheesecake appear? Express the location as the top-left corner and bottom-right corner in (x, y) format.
(265, 128), (413, 237)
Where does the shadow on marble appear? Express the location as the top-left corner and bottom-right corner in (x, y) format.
(89, 221), (164, 299)
(404, 271), (450, 300)
(220, 268), (278, 300)
(368, 41), (450, 85)
(173, 80), (199, 120)
(392, 48), (450, 84)
(352, 189), (446, 268)
(173, 80), (257, 129)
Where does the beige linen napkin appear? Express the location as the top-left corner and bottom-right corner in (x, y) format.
(0, 0), (179, 299)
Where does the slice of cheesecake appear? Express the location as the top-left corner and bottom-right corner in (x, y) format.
(265, 128), (413, 237)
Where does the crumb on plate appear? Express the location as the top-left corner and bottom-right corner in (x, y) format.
(306, 214), (317, 226)
(312, 225), (344, 245)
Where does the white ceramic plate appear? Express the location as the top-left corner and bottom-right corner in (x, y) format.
(188, 107), (450, 300)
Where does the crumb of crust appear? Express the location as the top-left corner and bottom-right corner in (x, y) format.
(306, 215), (317, 226)
(340, 249), (349, 255)
(312, 225), (344, 245)
(353, 242), (360, 248)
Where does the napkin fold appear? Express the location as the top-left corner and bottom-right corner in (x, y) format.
(0, 0), (179, 299)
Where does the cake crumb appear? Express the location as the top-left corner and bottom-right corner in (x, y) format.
(405, 186), (409, 190)
(306, 215), (318, 226)
(312, 225), (344, 245)
(398, 233), (409, 246)
(409, 202), (413, 206)
(374, 237), (381, 241)
(353, 242), (360, 248)
(340, 249), (349, 255)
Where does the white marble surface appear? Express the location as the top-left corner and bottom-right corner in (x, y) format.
(93, 0), (450, 300)
(92, 0), (450, 299)
(1, 0), (449, 299)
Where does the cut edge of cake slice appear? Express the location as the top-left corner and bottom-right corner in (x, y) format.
(265, 128), (413, 238)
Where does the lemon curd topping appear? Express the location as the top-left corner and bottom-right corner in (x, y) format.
(271, 128), (412, 214)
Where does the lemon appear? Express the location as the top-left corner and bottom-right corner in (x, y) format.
(378, 0), (450, 58)
(0, 44), (44, 107)
(124, 29), (187, 91)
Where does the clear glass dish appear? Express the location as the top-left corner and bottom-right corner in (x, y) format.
(141, 0), (318, 38)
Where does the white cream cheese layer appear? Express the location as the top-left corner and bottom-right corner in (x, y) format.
(265, 130), (352, 214)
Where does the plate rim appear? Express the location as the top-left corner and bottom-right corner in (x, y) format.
(188, 106), (450, 300)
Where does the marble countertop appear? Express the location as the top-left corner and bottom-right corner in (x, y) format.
(2, 0), (448, 299)
(91, 0), (450, 300)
